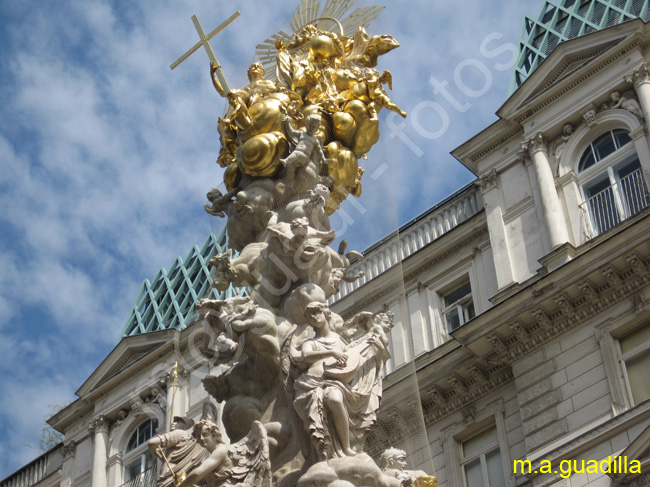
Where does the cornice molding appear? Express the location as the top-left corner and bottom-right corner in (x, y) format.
(484, 253), (650, 364)
(421, 365), (513, 424)
(470, 126), (524, 163)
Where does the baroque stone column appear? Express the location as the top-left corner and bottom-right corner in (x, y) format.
(522, 132), (569, 250)
(626, 63), (650, 122)
(89, 415), (110, 487)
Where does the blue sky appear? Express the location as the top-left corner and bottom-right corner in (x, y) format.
(0, 0), (540, 479)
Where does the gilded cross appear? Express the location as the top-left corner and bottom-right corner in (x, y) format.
(170, 11), (241, 94)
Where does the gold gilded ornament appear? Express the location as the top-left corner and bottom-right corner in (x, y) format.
(223, 163), (240, 191)
(326, 141), (358, 191)
(331, 111), (356, 147)
(414, 475), (438, 487)
(237, 132), (288, 177)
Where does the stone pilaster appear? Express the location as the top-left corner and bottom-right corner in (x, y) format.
(62, 440), (77, 460)
(522, 132), (570, 251)
(476, 171), (515, 290)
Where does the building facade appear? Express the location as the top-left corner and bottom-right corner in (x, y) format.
(3, 2), (650, 487)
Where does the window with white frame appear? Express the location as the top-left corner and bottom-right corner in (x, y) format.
(578, 129), (650, 237)
(123, 418), (158, 484)
(460, 426), (505, 487)
(618, 323), (650, 406)
(442, 281), (475, 333)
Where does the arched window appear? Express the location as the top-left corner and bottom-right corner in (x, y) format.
(578, 129), (649, 236)
(123, 418), (158, 485)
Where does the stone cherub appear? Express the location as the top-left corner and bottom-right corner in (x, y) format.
(281, 183), (331, 230)
(176, 419), (271, 487)
(281, 114), (329, 197)
(551, 123), (574, 163)
(380, 447), (437, 487)
(209, 242), (268, 292)
(609, 90), (644, 119)
(204, 187), (241, 218)
(364, 69), (407, 121)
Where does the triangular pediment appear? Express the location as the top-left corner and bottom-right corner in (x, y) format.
(76, 330), (174, 398)
(521, 38), (622, 104)
(499, 18), (647, 120)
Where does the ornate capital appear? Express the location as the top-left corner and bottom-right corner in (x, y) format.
(62, 440), (77, 459)
(89, 415), (110, 435)
(476, 168), (499, 192)
(625, 63), (650, 89)
(521, 131), (548, 156)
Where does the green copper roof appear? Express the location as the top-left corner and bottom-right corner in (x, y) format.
(510, 0), (650, 94)
(121, 229), (246, 338)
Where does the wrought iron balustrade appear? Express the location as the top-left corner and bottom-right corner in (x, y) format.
(580, 167), (650, 238)
(118, 467), (156, 487)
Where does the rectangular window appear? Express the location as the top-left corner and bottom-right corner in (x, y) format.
(619, 323), (650, 406)
(461, 426), (505, 487)
(443, 281), (475, 333)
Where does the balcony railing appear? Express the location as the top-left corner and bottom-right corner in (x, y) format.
(119, 467), (156, 487)
(580, 167), (650, 239)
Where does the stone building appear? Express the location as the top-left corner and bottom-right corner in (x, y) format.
(2, 1), (650, 487)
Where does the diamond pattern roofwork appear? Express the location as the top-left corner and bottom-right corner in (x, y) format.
(121, 229), (246, 338)
(510, 0), (650, 94)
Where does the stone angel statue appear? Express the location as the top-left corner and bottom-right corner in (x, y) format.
(176, 420), (271, 487)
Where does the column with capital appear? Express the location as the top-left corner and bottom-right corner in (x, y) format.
(625, 64), (650, 179)
(626, 63), (650, 122)
(522, 132), (570, 251)
(89, 416), (111, 487)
